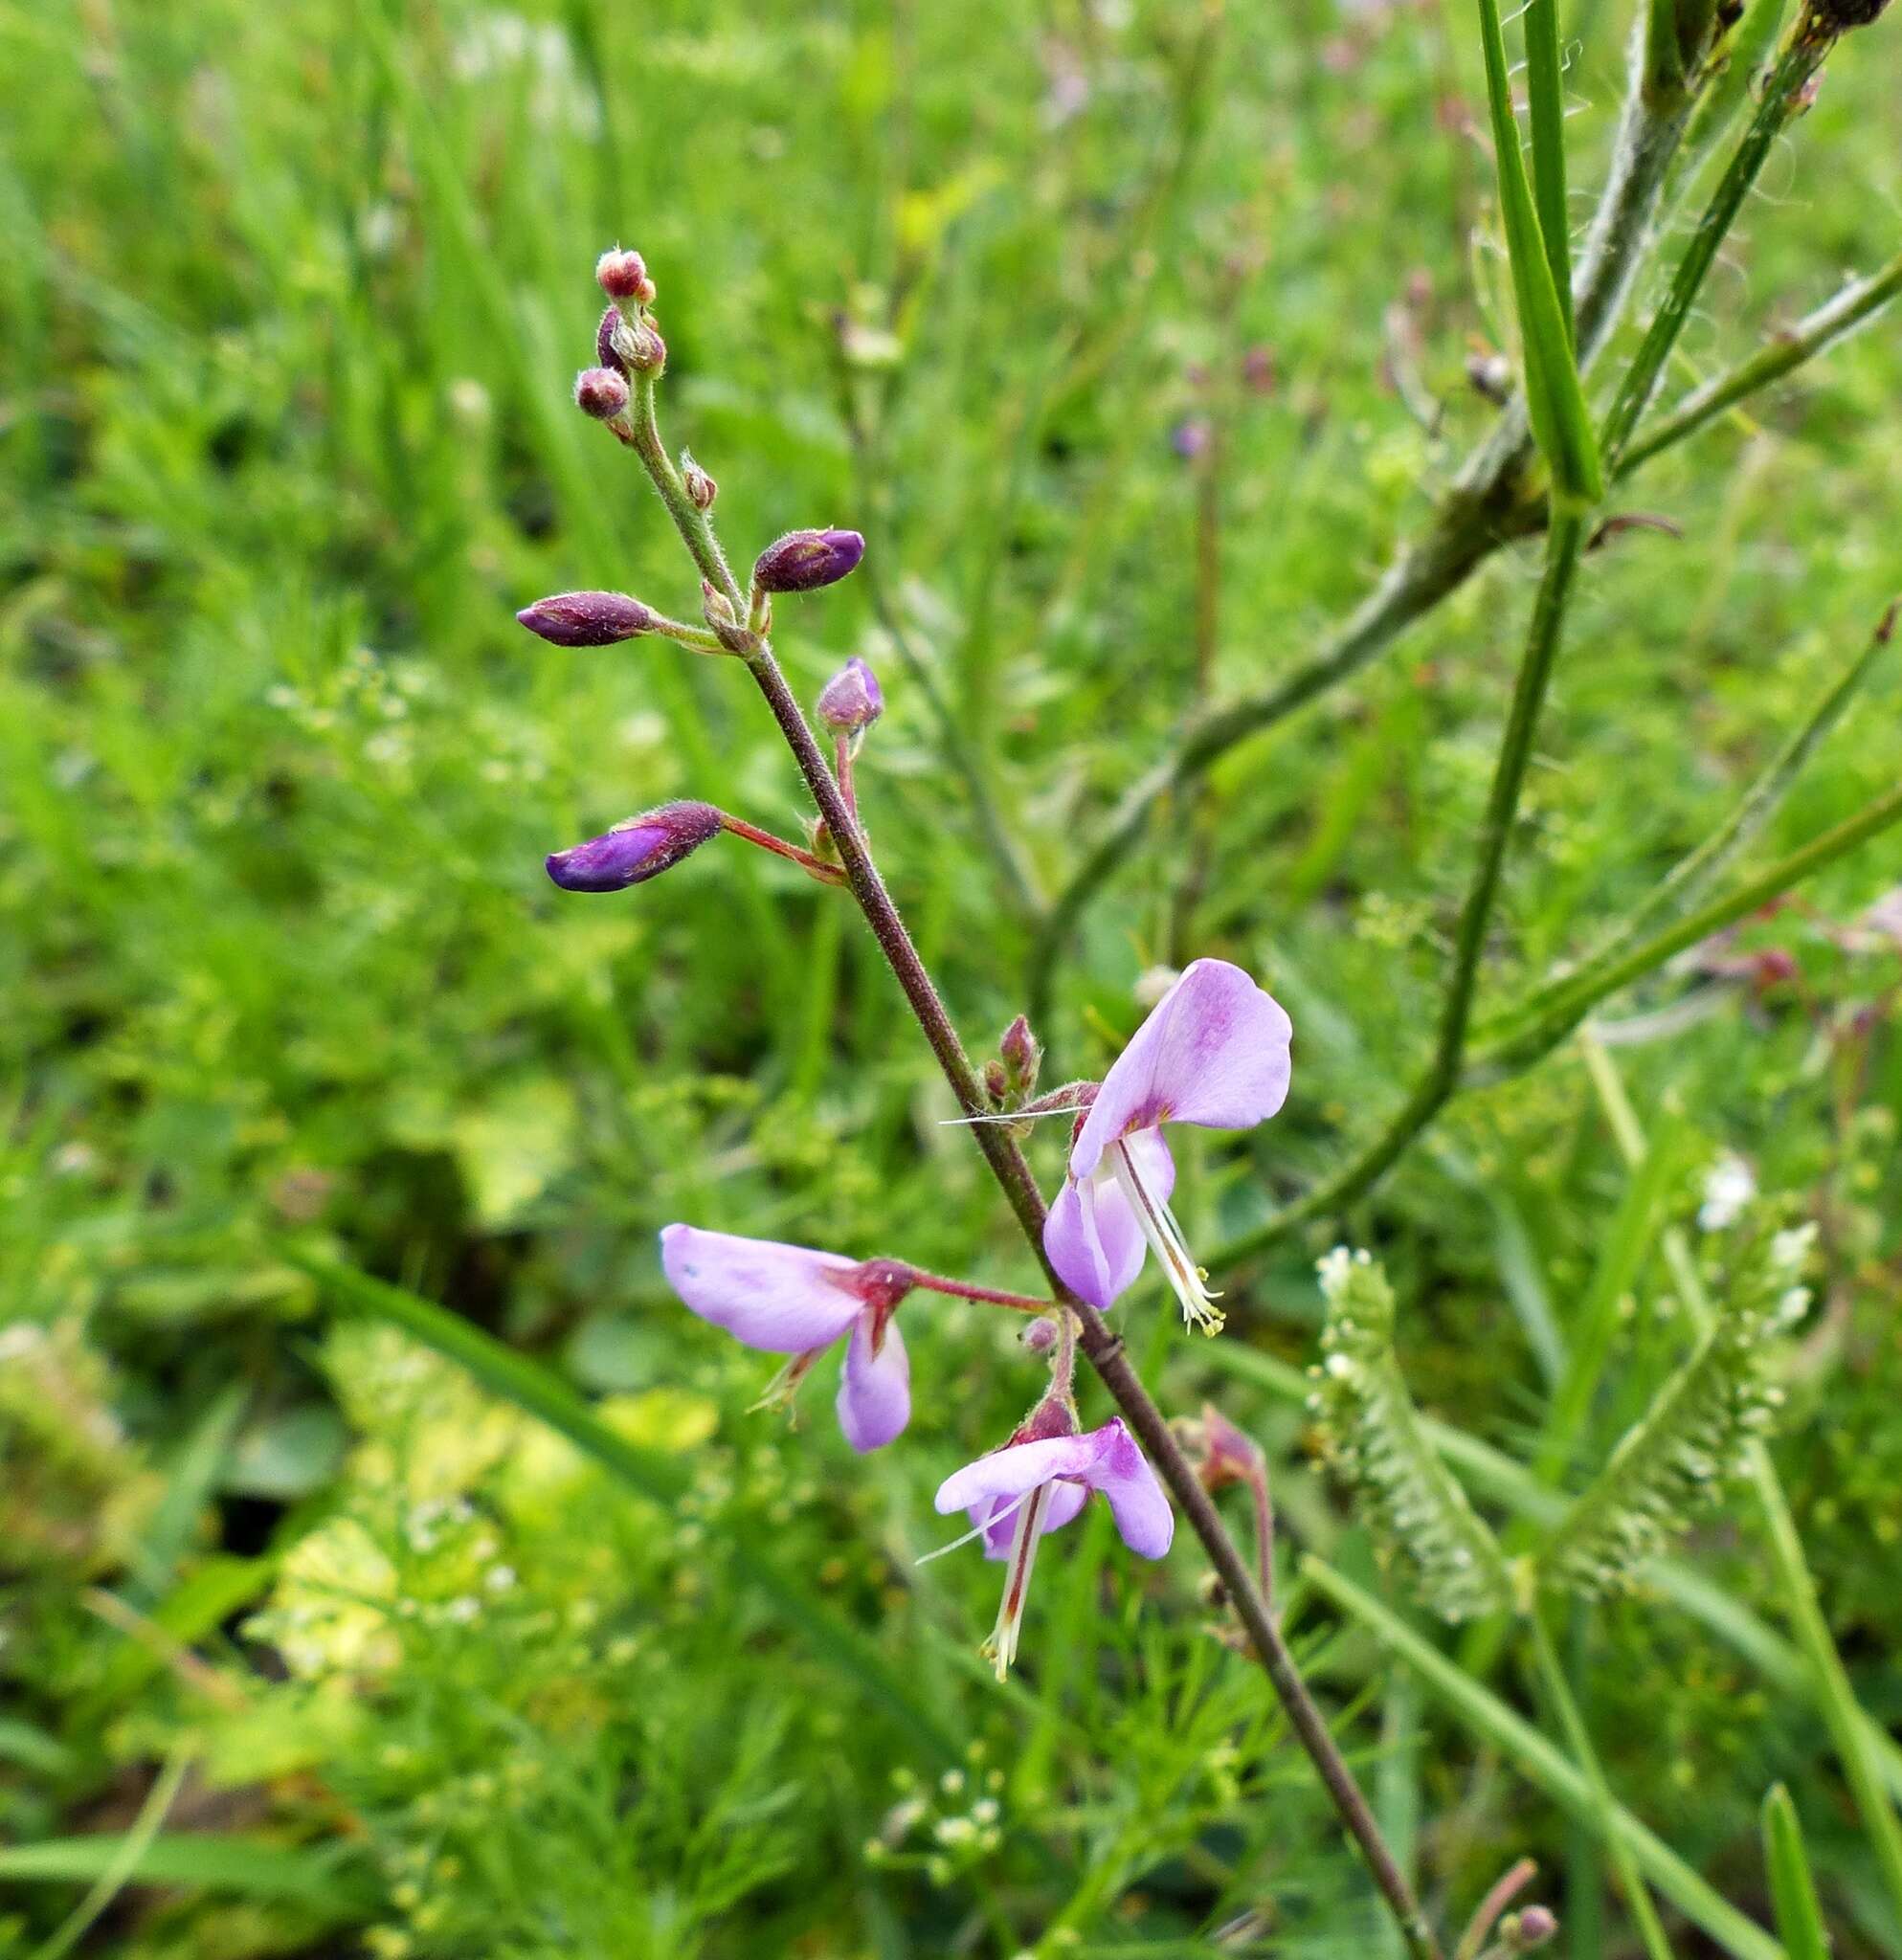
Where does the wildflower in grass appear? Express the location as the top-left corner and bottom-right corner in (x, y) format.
(1043, 958), (1291, 1332)
(659, 1226), (916, 1450)
(932, 1411), (1173, 1679)
(546, 802), (723, 892)
(753, 528), (865, 594)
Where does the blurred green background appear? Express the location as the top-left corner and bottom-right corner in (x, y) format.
(3, 0), (1899, 1952)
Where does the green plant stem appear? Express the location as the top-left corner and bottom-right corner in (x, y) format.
(1599, 23), (1836, 470)
(625, 370), (745, 610)
(1215, 509), (1587, 1261)
(1475, 776), (1902, 1076)
(1302, 1556), (1783, 1960)
(1545, 605), (1893, 997)
(1580, 1036), (1902, 1931)
(1616, 248), (1902, 477)
(1526, 1611), (1679, 1960)
(27, 1748), (190, 1960)
(1525, 0), (1576, 345)
(1026, 39), (1703, 1010)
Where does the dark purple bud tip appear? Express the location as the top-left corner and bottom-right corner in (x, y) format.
(752, 528), (866, 595)
(1503, 1908), (1558, 1952)
(596, 306), (626, 375)
(517, 590), (659, 647)
(595, 248), (656, 305)
(573, 366), (631, 421)
(546, 801), (724, 893)
(816, 656), (883, 732)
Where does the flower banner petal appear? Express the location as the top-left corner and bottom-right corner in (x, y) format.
(660, 1223), (864, 1354)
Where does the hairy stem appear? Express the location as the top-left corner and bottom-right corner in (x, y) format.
(1615, 247), (1902, 477)
(1598, 21), (1836, 470)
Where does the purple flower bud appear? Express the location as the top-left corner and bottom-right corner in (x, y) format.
(608, 312), (666, 375)
(1021, 1317), (1059, 1353)
(983, 1058), (1010, 1102)
(999, 1013), (1041, 1095)
(1503, 1908), (1558, 1952)
(595, 248), (656, 306)
(1171, 417), (1212, 461)
(816, 657), (883, 733)
(752, 528), (865, 595)
(573, 366), (631, 421)
(682, 450), (717, 511)
(546, 801), (724, 893)
(516, 590), (659, 647)
(596, 306), (626, 375)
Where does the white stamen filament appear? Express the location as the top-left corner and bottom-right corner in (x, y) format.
(984, 1483), (1049, 1682)
(1108, 1138), (1226, 1334)
(915, 1486), (1036, 1566)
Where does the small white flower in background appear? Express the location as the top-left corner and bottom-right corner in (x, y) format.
(1698, 1153), (1757, 1232)
(1133, 964), (1181, 1010)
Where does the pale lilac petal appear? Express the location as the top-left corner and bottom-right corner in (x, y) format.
(1071, 959), (1293, 1179)
(1042, 1131), (1175, 1309)
(1077, 1419), (1175, 1558)
(974, 1480), (1089, 1558)
(836, 1313), (909, 1452)
(660, 1223), (862, 1354)
(934, 1433), (1104, 1517)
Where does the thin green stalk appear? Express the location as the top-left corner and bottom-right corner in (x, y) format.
(1302, 1556), (1784, 1960)
(1578, 1038), (1902, 1930)
(1599, 22), (1835, 470)
(1524, 0), (1578, 345)
(1761, 1786), (1832, 1960)
(1542, 605), (1894, 1001)
(1527, 1612), (1679, 1960)
(1617, 250), (1902, 477)
(27, 1749), (190, 1960)
(1197, 1337), (1902, 1803)
(1214, 511), (1588, 1260)
(1474, 777), (1902, 1075)
(625, 371), (744, 610)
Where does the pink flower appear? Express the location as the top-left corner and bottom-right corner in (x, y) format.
(659, 1225), (914, 1451)
(1044, 958), (1292, 1332)
(932, 1414), (1173, 1679)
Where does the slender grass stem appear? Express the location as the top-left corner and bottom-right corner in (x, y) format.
(1598, 23), (1836, 471)
(1214, 510), (1587, 1260)
(1580, 1036), (1902, 1932)
(1616, 249), (1902, 477)
(1526, 1611), (1679, 1960)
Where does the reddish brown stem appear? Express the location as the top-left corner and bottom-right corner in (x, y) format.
(911, 1272), (1050, 1312)
(718, 813), (847, 885)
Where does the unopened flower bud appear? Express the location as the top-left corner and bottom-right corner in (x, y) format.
(817, 657), (884, 733)
(573, 366), (631, 421)
(753, 528), (865, 594)
(546, 801), (723, 893)
(1502, 1907), (1558, 1952)
(516, 590), (659, 647)
(610, 312), (666, 375)
(595, 248), (656, 306)
(701, 580), (750, 653)
(596, 306), (626, 375)
(983, 1059), (1010, 1103)
(1021, 1318), (1059, 1354)
(682, 450), (717, 511)
(1000, 1014), (1041, 1096)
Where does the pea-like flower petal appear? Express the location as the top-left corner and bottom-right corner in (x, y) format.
(660, 1224), (864, 1354)
(836, 1314), (910, 1453)
(933, 1418), (1173, 1559)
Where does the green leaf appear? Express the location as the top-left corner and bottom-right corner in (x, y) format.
(1522, 0), (1574, 345)
(1538, 1223), (1810, 1599)
(282, 1244), (966, 1765)
(0, 1834), (375, 1913)
(1303, 1556), (1784, 1960)
(1310, 1250), (1513, 1621)
(1471, 0), (1601, 503)
(1760, 1786), (1831, 1960)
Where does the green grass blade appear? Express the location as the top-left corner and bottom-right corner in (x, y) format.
(1761, 1786), (1831, 1960)
(1302, 1555), (1783, 1960)
(0, 1832), (374, 1913)
(1471, 0), (1601, 503)
(283, 1245), (965, 1765)
(1522, 0), (1575, 345)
